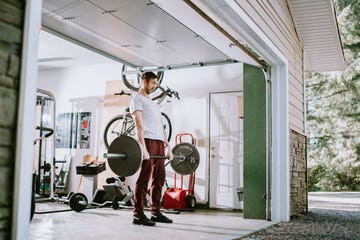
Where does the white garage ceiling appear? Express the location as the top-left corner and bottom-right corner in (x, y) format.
(40, 0), (245, 70)
(39, 0), (344, 72)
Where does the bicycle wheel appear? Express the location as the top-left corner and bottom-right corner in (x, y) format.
(104, 112), (172, 149)
(103, 114), (135, 149)
(121, 65), (164, 92)
(161, 112), (172, 142)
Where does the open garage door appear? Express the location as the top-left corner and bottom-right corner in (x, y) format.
(40, 0), (260, 70)
(243, 63), (267, 219)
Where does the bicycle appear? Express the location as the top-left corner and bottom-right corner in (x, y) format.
(103, 85), (180, 149)
(121, 65), (164, 92)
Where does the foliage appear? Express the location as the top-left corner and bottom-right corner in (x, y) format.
(307, 165), (327, 191)
(306, 0), (360, 191)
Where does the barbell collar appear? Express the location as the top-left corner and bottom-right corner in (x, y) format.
(103, 153), (127, 159)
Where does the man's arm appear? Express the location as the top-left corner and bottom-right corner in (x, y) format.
(163, 124), (173, 160)
(132, 110), (150, 160)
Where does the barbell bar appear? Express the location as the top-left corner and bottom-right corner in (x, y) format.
(103, 135), (200, 176)
(103, 152), (186, 161)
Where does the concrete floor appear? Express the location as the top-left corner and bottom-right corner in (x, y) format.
(30, 203), (274, 240)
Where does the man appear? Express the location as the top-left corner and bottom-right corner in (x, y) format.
(129, 71), (173, 226)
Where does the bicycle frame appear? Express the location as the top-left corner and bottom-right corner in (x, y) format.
(119, 111), (135, 136)
(104, 85), (179, 149)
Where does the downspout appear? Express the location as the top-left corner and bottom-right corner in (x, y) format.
(303, 49), (307, 134)
(302, 48), (309, 212)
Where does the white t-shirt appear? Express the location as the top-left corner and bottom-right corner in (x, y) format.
(129, 94), (164, 141)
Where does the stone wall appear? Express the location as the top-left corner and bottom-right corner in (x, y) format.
(0, 0), (25, 238)
(290, 129), (308, 216)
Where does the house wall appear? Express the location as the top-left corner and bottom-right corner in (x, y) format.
(290, 129), (307, 215)
(235, 0), (307, 215)
(0, 0), (25, 238)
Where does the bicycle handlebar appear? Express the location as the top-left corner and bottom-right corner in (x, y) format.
(114, 85), (180, 101)
(157, 86), (180, 100)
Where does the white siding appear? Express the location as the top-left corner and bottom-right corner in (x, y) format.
(236, 0), (305, 133)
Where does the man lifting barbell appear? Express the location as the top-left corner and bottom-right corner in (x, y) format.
(103, 72), (199, 226)
(129, 71), (174, 226)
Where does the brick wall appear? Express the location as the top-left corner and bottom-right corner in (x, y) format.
(0, 0), (25, 238)
(290, 129), (308, 216)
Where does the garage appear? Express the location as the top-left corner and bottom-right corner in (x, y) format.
(6, 0), (344, 239)
(28, 0), (271, 237)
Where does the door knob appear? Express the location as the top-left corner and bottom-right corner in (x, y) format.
(211, 154), (216, 158)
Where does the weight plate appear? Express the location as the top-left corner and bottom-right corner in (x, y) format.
(108, 135), (142, 177)
(171, 142), (200, 175)
(69, 193), (88, 212)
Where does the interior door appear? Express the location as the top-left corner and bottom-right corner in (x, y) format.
(209, 92), (243, 209)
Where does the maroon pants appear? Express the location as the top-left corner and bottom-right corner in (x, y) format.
(133, 138), (165, 215)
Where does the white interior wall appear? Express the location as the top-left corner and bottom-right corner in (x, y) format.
(144, 63), (243, 203)
(37, 62), (243, 204)
(37, 63), (122, 194)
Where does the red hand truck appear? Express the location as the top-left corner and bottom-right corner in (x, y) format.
(163, 133), (197, 209)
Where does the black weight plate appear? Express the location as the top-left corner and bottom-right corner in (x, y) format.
(171, 143), (200, 175)
(108, 135), (142, 177)
(69, 193), (88, 212)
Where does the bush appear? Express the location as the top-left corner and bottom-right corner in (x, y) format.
(330, 165), (360, 191)
(307, 165), (327, 191)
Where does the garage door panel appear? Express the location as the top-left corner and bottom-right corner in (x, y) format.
(42, 0), (231, 67)
(42, 0), (85, 14)
(92, 0), (196, 42)
(58, 2), (154, 47)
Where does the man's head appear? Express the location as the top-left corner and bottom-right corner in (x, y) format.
(141, 71), (158, 94)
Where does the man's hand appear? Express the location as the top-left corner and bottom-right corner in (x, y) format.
(164, 141), (173, 160)
(142, 145), (150, 160)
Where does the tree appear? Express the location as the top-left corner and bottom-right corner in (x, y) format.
(306, 0), (360, 191)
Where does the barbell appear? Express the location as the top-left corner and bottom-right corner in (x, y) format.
(103, 135), (200, 176)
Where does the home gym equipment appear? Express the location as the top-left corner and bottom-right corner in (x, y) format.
(68, 135), (200, 212)
(31, 126), (75, 217)
(105, 176), (135, 209)
(76, 161), (106, 202)
(69, 176), (180, 213)
(34, 89), (56, 198)
(68, 176), (142, 212)
(103, 135), (200, 177)
(163, 133), (197, 209)
(31, 89), (73, 219)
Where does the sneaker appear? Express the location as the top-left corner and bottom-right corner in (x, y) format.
(133, 213), (156, 226)
(150, 212), (173, 223)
